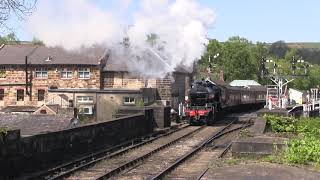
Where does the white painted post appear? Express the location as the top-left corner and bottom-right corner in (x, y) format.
(269, 98), (272, 110)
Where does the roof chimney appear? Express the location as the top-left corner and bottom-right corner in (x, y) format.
(45, 56), (52, 62)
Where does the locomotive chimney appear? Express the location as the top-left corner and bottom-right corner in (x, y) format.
(219, 70), (225, 82)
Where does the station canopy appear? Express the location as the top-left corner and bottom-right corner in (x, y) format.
(229, 80), (261, 87)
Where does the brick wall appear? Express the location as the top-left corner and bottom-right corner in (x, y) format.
(0, 65), (101, 107)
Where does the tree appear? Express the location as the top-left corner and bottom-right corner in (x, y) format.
(219, 36), (257, 82)
(31, 37), (44, 45)
(0, 32), (19, 44)
(0, 0), (37, 29)
(146, 33), (158, 47)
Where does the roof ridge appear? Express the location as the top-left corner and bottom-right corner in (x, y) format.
(0, 44), (5, 50)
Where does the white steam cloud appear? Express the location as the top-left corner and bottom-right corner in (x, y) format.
(28, 0), (215, 78)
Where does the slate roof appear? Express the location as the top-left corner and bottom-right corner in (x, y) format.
(104, 48), (190, 74)
(0, 114), (71, 136)
(0, 106), (38, 113)
(0, 44), (107, 65)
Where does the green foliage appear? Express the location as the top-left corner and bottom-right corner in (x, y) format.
(284, 135), (320, 165)
(264, 115), (297, 133)
(200, 36), (264, 82)
(0, 33), (19, 44)
(0, 127), (9, 134)
(32, 37), (44, 45)
(265, 116), (320, 166)
(135, 98), (144, 107)
(199, 37), (320, 89)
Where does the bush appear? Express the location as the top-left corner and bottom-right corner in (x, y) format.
(264, 115), (320, 166)
(264, 115), (297, 133)
(284, 134), (320, 165)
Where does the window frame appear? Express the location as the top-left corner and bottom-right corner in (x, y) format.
(35, 67), (48, 79)
(60, 68), (73, 79)
(78, 67), (90, 79)
(123, 96), (135, 105)
(76, 96), (94, 103)
(17, 89), (24, 101)
(38, 89), (45, 101)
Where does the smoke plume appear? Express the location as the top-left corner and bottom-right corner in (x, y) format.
(28, 0), (215, 78)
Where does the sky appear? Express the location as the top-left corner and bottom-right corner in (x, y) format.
(3, 0), (320, 43)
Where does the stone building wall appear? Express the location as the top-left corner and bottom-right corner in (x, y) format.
(0, 65), (101, 108)
(102, 72), (190, 109)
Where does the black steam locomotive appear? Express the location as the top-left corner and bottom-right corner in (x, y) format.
(184, 78), (266, 125)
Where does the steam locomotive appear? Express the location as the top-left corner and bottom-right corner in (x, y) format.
(184, 78), (266, 125)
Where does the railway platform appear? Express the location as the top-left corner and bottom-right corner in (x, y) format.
(201, 162), (320, 180)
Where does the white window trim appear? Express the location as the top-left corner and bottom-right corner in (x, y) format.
(80, 105), (94, 115)
(124, 97), (135, 105)
(77, 96), (94, 103)
(35, 68), (48, 79)
(61, 68), (73, 79)
(78, 68), (91, 79)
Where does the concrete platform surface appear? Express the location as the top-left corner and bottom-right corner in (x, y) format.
(202, 163), (320, 180)
(232, 136), (288, 156)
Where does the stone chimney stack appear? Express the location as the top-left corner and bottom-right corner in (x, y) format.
(219, 70), (225, 82)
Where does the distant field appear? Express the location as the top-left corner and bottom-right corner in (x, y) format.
(286, 42), (320, 49)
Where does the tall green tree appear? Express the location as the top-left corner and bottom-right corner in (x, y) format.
(219, 36), (257, 82)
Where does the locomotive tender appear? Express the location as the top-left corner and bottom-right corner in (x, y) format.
(184, 78), (266, 125)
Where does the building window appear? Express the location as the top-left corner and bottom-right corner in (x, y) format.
(0, 66), (6, 78)
(79, 105), (94, 115)
(124, 97), (135, 105)
(77, 96), (93, 103)
(17, 89), (24, 101)
(78, 68), (90, 79)
(38, 90), (45, 101)
(35, 68), (48, 78)
(0, 89), (4, 101)
(61, 68), (73, 79)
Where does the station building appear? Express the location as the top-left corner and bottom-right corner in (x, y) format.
(0, 43), (191, 121)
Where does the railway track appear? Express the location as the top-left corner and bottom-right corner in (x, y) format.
(33, 117), (252, 180)
(29, 123), (189, 180)
(166, 120), (253, 180)
(38, 124), (204, 180)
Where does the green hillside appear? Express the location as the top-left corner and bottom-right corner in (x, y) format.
(286, 42), (320, 49)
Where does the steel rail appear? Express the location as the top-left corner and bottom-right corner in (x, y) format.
(152, 121), (253, 180)
(30, 123), (189, 180)
(95, 126), (206, 180)
(195, 121), (253, 180)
